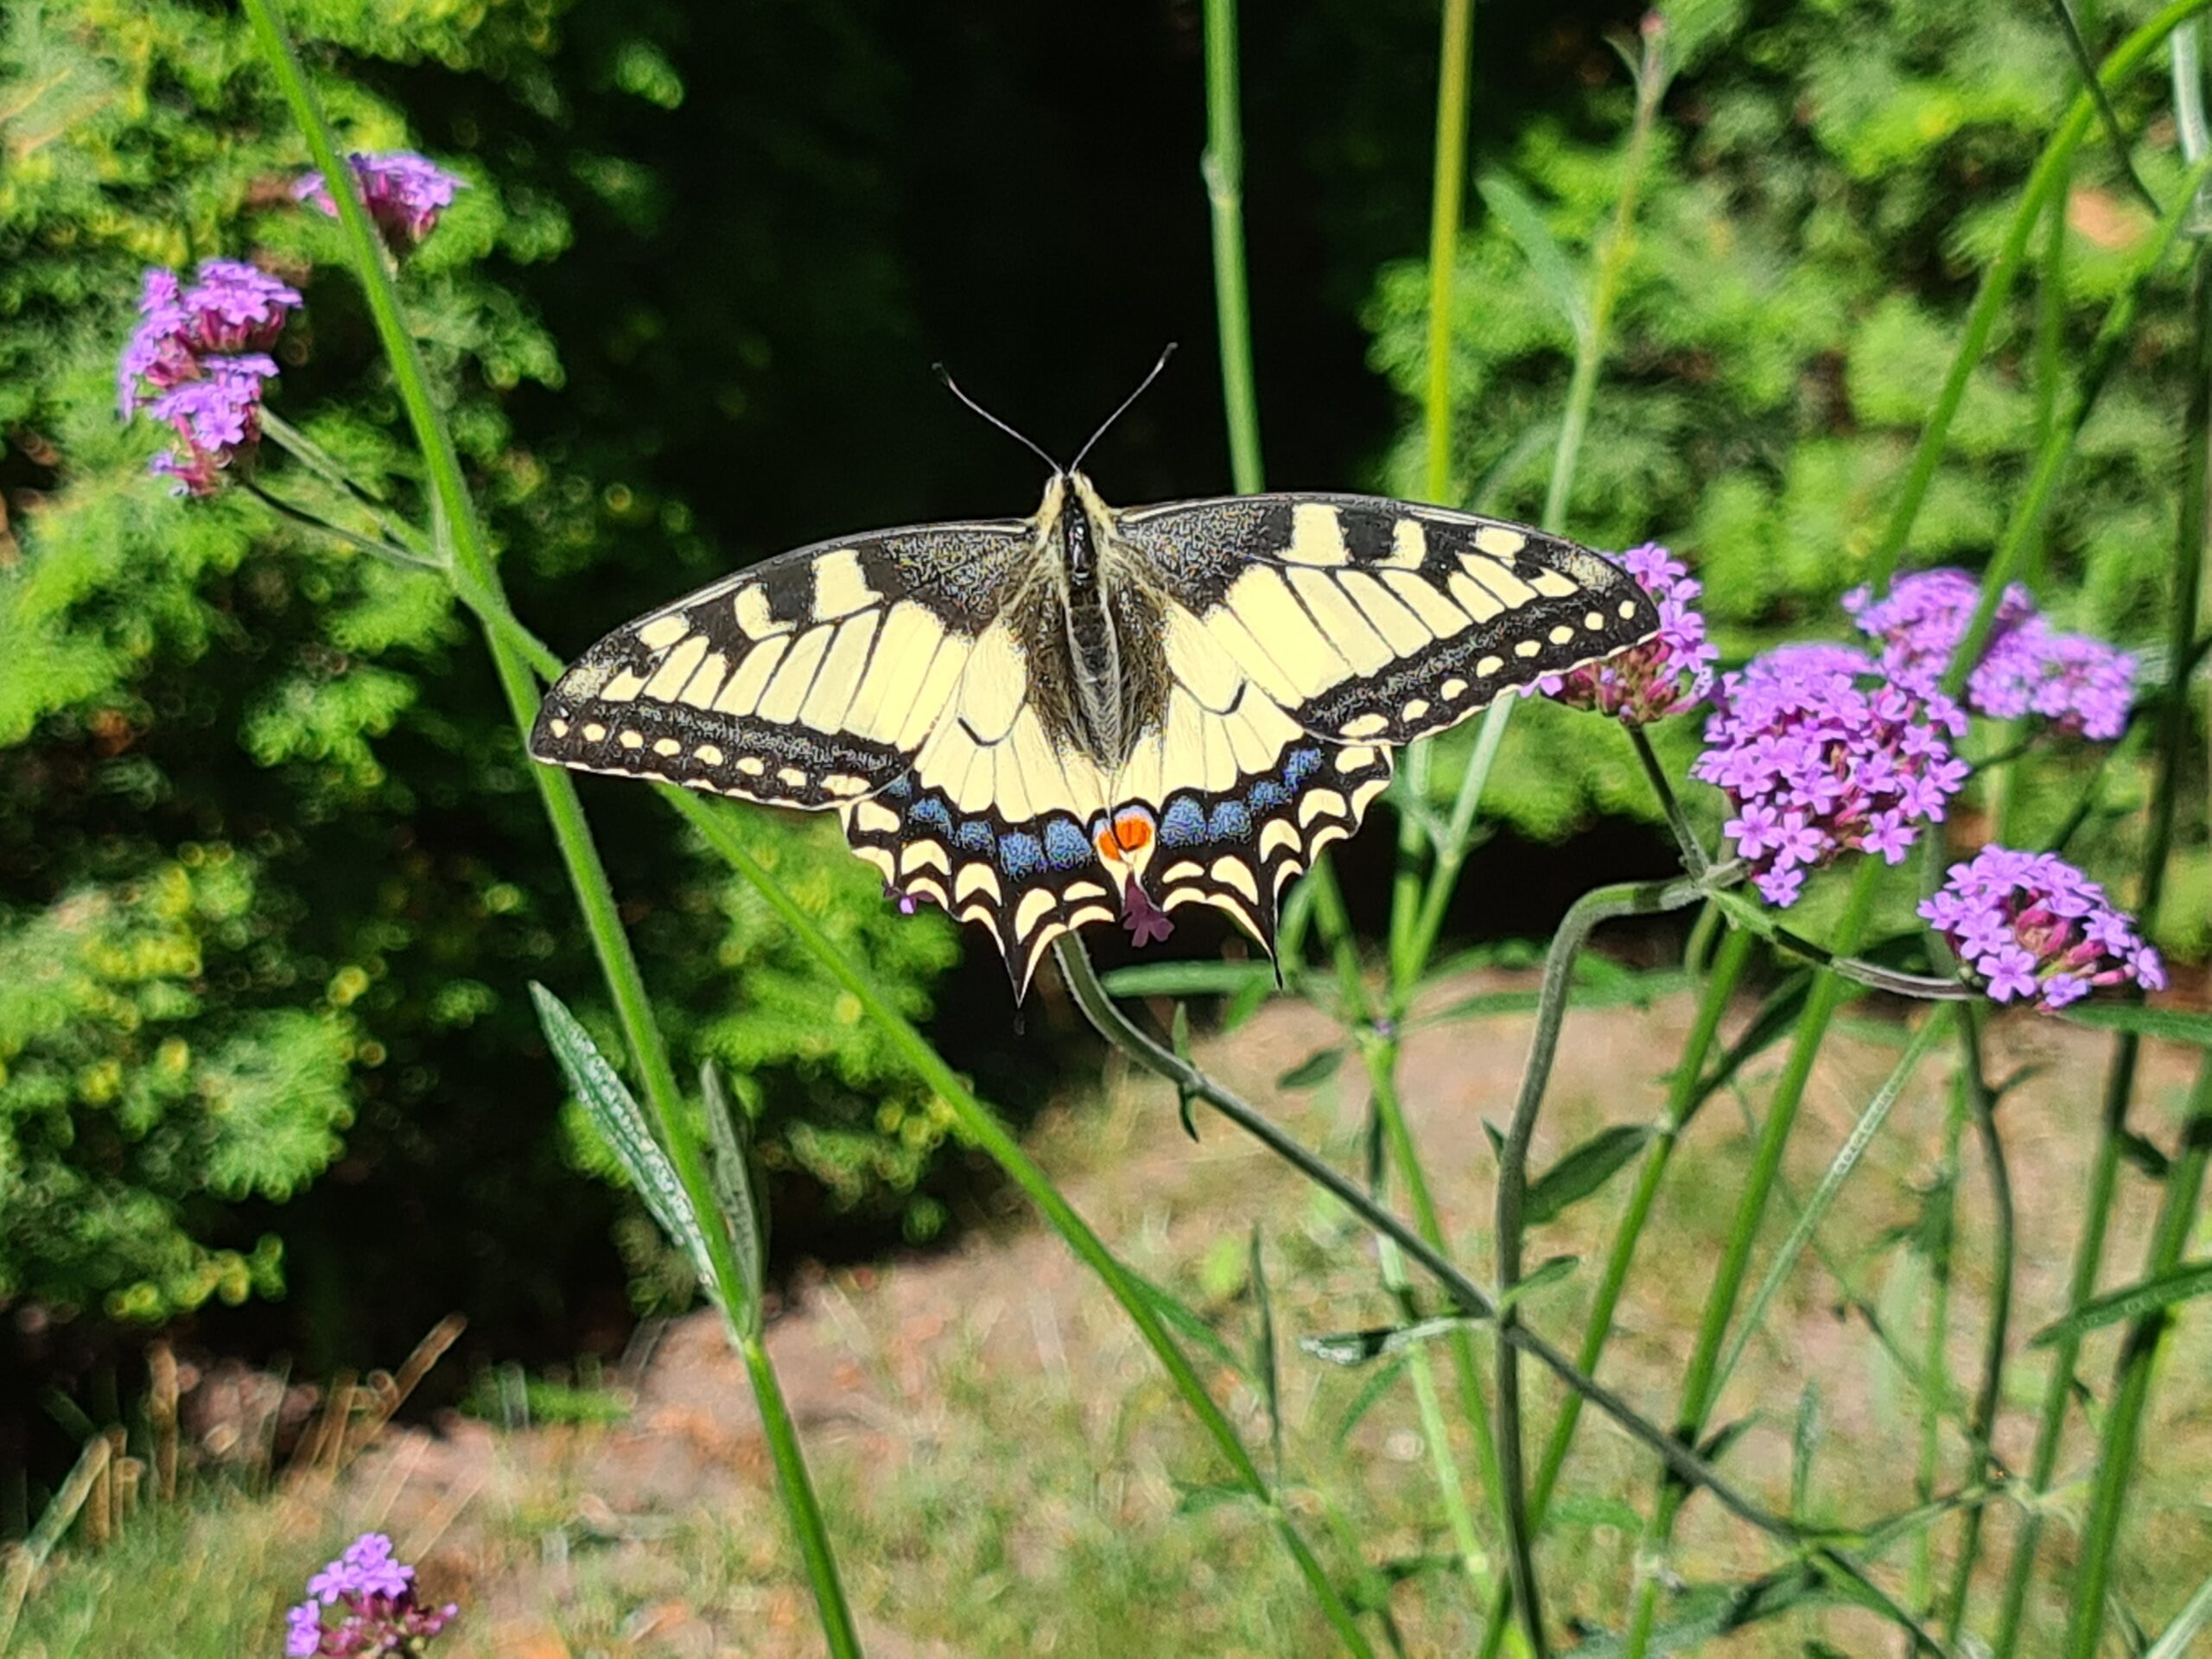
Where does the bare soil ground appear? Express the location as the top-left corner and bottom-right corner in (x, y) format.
(287, 976), (2212, 1656)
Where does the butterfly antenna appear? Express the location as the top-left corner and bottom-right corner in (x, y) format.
(1069, 342), (1178, 474)
(934, 363), (1061, 475)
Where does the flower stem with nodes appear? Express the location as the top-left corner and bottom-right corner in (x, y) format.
(1052, 934), (1954, 1658)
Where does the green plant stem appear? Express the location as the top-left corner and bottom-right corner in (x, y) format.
(1618, 859), (1883, 1659)
(1201, 0), (1263, 497)
(1060, 935), (1946, 1655)
(1992, 233), (2212, 1659)
(2024, 177), (2070, 591)
(238, 5), (865, 1650)
(2061, 1056), (2212, 1658)
(1472, 925), (1757, 1659)
(1866, 0), (2212, 588)
(1910, 1067), (1965, 1637)
(670, 795), (1376, 1657)
(1711, 1015), (1947, 1395)
(2042, 0), (2164, 214)
(1389, 0), (1477, 988)
(1491, 876), (1723, 1652)
(1939, 1004), (2013, 1643)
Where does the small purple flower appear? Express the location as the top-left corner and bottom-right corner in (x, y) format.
(295, 151), (467, 250)
(118, 261), (297, 494)
(117, 269), (196, 416)
(1531, 543), (1719, 724)
(288, 1533), (456, 1656)
(1845, 569), (2135, 739)
(1691, 645), (1967, 906)
(143, 354), (278, 497)
(178, 257), (302, 353)
(1919, 846), (2165, 1013)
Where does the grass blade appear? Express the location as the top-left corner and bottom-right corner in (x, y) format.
(2030, 1258), (2212, 1347)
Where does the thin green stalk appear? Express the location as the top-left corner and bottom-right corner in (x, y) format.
(2061, 1056), (2212, 1658)
(1909, 1070), (1966, 1638)
(1866, 0), (2212, 588)
(673, 795), (1377, 1658)
(238, 5), (863, 1649)
(1201, 0), (1263, 497)
(1618, 859), (1884, 1659)
(1711, 1016), (1948, 1395)
(2041, 0), (2164, 215)
(1472, 926), (1757, 1659)
(1993, 233), (2212, 1659)
(1060, 935), (1948, 1656)
(1313, 876), (1511, 1620)
(2025, 180), (2070, 589)
(1491, 874), (1721, 1653)
(1940, 1004), (2014, 1643)
(1389, 0), (1476, 987)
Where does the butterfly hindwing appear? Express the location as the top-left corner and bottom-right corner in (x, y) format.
(529, 520), (1031, 808)
(1117, 493), (1659, 747)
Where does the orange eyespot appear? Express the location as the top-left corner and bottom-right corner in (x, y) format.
(1093, 829), (1122, 863)
(1113, 814), (1153, 854)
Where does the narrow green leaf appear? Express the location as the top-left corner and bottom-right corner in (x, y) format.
(1791, 1381), (1822, 1521)
(1333, 1352), (1412, 1446)
(1249, 1224), (1283, 1480)
(1102, 960), (1274, 997)
(2030, 1258), (2212, 1347)
(1497, 1253), (1580, 1315)
(2061, 1004), (2212, 1047)
(531, 984), (713, 1283)
(2118, 1128), (2172, 1179)
(1277, 1046), (1346, 1090)
(1174, 1480), (1256, 1516)
(1562, 1567), (1833, 1656)
(1125, 1267), (1248, 1380)
(1223, 969), (1274, 1031)
(1698, 1414), (1758, 1465)
(700, 1059), (765, 1331)
(1300, 1314), (1486, 1367)
(1478, 172), (1591, 344)
(1524, 1122), (1656, 1225)
(2145, 1560), (2212, 1657)
(1172, 1004), (1201, 1142)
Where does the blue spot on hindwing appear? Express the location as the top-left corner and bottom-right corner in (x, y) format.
(1283, 747), (1322, 787)
(1208, 799), (1252, 840)
(909, 796), (952, 834)
(1044, 817), (1091, 870)
(1160, 797), (1209, 848)
(1248, 778), (1290, 810)
(999, 831), (1046, 878)
(880, 772), (914, 801)
(957, 819), (996, 855)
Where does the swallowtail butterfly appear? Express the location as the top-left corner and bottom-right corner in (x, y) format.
(530, 474), (1659, 997)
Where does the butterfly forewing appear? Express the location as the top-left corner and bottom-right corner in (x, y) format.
(529, 519), (1031, 808)
(1116, 493), (1659, 747)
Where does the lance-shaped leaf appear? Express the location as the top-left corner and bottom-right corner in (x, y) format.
(1301, 1259), (1578, 1367)
(1249, 1224), (1283, 1482)
(531, 983), (714, 1287)
(1100, 960), (1275, 998)
(1478, 172), (1591, 345)
(700, 1058), (766, 1332)
(1524, 1122), (1655, 1225)
(1277, 1046), (1345, 1090)
(2031, 1258), (2212, 1348)
(2062, 1004), (2212, 1048)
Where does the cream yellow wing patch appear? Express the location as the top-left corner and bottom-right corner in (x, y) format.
(530, 518), (1030, 808)
(1113, 493), (1660, 747)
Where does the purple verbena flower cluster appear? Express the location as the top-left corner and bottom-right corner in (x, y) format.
(1534, 543), (1718, 724)
(118, 262), (298, 495)
(294, 152), (467, 251)
(1690, 644), (1969, 906)
(286, 1533), (455, 1657)
(1920, 846), (2164, 1012)
(1845, 569), (2134, 741)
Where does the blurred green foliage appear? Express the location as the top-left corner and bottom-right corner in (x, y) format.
(0, 0), (961, 1334)
(1368, 0), (2209, 950)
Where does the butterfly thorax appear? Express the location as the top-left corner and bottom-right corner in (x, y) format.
(1020, 472), (1169, 770)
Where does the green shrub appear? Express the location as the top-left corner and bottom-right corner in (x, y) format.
(1365, 0), (2209, 942)
(0, 0), (961, 1330)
